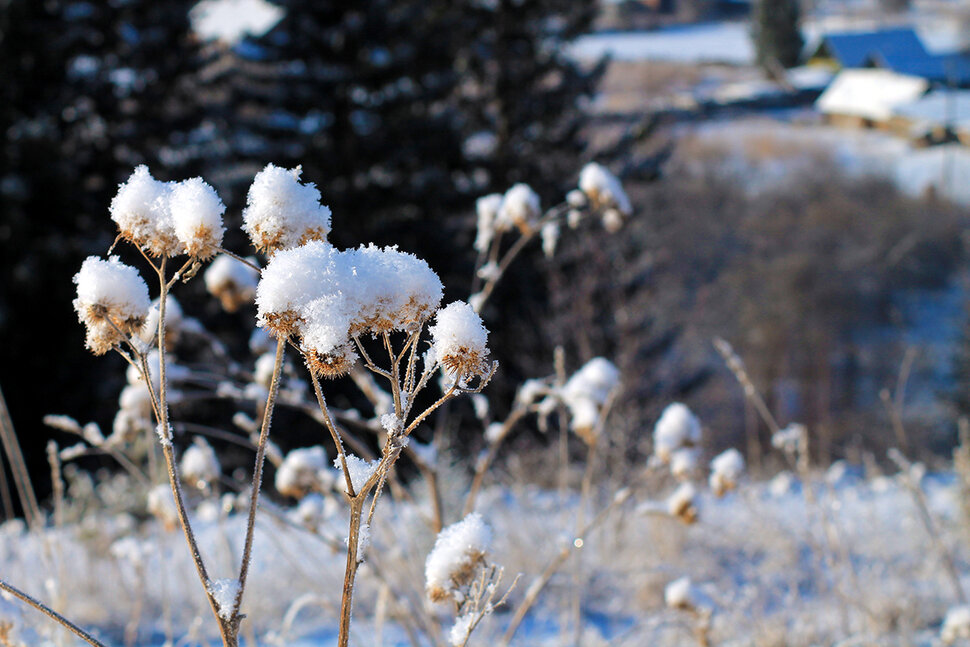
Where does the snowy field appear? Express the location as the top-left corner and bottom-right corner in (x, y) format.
(570, 22), (755, 64)
(0, 469), (967, 646)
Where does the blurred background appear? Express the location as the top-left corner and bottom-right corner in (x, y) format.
(3, 0), (970, 507)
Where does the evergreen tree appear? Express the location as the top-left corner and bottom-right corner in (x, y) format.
(751, 0), (804, 71)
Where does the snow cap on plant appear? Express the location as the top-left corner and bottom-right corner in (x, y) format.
(561, 357), (620, 445)
(169, 177), (226, 259)
(147, 484), (179, 531)
(110, 166), (181, 257)
(665, 577), (713, 613)
(670, 447), (700, 481)
(275, 446), (334, 499)
(709, 448), (745, 496)
(474, 193), (504, 253)
(430, 301), (490, 379)
(579, 162), (632, 217)
(181, 438), (221, 490)
(653, 402), (702, 463)
(73, 256), (151, 355)
(497, 183), (541, 234)
(942, 605), (970, 644)
(667, 481), (699, 525)
(242, 164), (332, 253)
(204, 255), (260, 313)
(425, 513), (492, 603)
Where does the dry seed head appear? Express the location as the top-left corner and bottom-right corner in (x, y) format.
(242, 164), (332, 254)
(303, 343), (357, 379)
(204, 255), (259, 313)
(425, 513), (492, 604)
(430, 301), (490, 379)
(169, 177), (226, 259)
(110, 166), (182, 257)
(73, 256), (151, 354)
(579, 162), (632, 217)
(668, 482), (699, 525)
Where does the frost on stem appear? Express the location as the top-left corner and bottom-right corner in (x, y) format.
(181, 438), (221, 490)
(169, 177), (226, 259)
(652, 403), (702, 464)
(425, 513), (492, 604)
(242, 163), (332, 254)
(73, 256), (151, 355)
(709, 448), (745, 496)
(560, 357), (620, 445)
(204, 254), (260, 313)
(430, 301), (490, 380)
(275, 446), (334, 499)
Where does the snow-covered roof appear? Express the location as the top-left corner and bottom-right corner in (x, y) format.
(191, 0), (284, 44)
(892, 90), (970, 130)
(813, 27), (929, 68)
(816, 69), (928, 121)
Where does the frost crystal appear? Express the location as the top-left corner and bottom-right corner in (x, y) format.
(425, 513), (492, 603)
(334, 454), (380, 494)
(169, 177), (225, 258)
(653, 403), (701, 463)
(242, 163), (332, 253)
(73, 256), (151, 354)
(579, 162), (632, 217)
(430, 301), (489, 378)
(204, 254), (259, 312)
(208, 578), (240, 621)
(275, 446), (332, 498)
(380, 413), (403, 436)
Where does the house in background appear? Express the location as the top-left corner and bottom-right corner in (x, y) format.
(889, 89), (970, 146)
(815, 68), (929, 129)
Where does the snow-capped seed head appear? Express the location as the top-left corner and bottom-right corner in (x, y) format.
(430, 301), (490, 379)
(242, 164), (332, 254)
(275, 446), (333, 499)
(425, 513), (492, 603)
(561, 357), (620, 445)
(139, 296), (184, 351)
(255, 240), (343, 338)
(253, 352), (278, 389)
(303, 341), (357, 379)
(709, 448), (745, 496)
(670, 448), (700, 481)
(147, 484), (178, 531)
(474, 193), (504, 253)
(653, 403), (702, 463)
(942, 605), (970, 643)
(73, 256), (151, 355)
(579, 162), (632, 217)
(110, 166), (181, 257)
(664, 577), (712, 613)
(602, 209), (624, 233)
(497, 183), (541, 235)
(204, 255), (260, 313)
(667, 482), (698, 525)
(772, 423), (806, 453)
(169, 177), (226, 259)
(180, 438), (221, 490)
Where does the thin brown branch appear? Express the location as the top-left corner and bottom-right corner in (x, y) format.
(0, 579), (110, 647)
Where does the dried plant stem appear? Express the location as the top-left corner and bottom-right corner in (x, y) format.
(153, 259), (232, 645)
(234, 334), (287, 621)
(338, 497), (366, 647)
(214, 246), (261, 271)
(501, 488), (631, 646)
(310, 372), (356, 496)
(0, 580), (109, 647)
(0, 384), (41, 529)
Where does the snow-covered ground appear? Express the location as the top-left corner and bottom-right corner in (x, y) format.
(571, 22), (755, 64)
(0, 468), (966, 646)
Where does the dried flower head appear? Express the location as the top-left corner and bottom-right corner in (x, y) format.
(169, 177), (226, 259)
(430, 301), (490, 379)
(242, 164), (332, 254)
(204, 255), (260, 313)
(425, 513), (492, 603)
(497, 183), (541, 235)
(110, 166), (181, 257)
(653, 403), (702, 463)
(667, 482), (699, 525)
(73, 256), (151, 355)
(709, 448), (745, 496)
(579, 163), (632, 217)
(180, 438), (221, 490)
(275, 446), (333, 499)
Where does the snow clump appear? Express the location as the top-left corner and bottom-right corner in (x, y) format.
(429, 301), (490, 379)
(110, 165), (180, 257)
(425, 513), (492, 603)
(169, 177), (226, 259)
(204, 254), (260, 312)
(942, 605), (970, 643)
(474, 193), (504, 253)
(448, 613), (476, 647)
(653, 403), (701, 463)
(73, 256), (151, 355)
(579, 162), (632, 218)
(665, 577), (713, 613)
(497, 183), (541, 234)
(560, 357), (620, 444)
(180, 438), (221, 490)
(208, 578), (240, 621)
(242, 164), (331, 253)
(667, 482), (699, 524)
(275, 446), (333, 499)
(334, 454), (380, 495)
